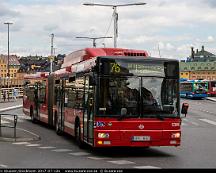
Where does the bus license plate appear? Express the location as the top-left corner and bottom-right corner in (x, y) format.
(132, 136), (151, 141)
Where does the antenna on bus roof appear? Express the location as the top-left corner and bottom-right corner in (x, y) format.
(75, 36), (112, 48)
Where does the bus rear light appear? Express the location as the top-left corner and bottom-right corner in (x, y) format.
(98, 133), (109, 139)
(171, 132), (181, 139)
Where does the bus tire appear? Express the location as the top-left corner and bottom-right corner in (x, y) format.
(75, 122), (85, 148)
(55, 113), (63, 135)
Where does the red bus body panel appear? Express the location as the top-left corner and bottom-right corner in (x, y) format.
(93, 117), (181, 147)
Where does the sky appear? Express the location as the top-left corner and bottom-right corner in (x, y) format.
(0, 0), (216, 60)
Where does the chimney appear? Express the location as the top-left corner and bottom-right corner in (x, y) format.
(196, 49), (199, 53)
(201, 45), (204, 52)
(191, 47), (195, 60)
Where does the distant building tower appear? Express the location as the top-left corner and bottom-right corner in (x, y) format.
(189, 45), (216, 62)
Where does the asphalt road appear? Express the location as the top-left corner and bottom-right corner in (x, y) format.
(0, 98), (216, 169)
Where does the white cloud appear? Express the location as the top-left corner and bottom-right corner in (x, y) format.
(0, 0), (216, 59)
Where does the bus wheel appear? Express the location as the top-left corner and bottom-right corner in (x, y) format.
(75, 123), (85, 148)
(30, 107), (36, 123)
(55, 116), (62, 135)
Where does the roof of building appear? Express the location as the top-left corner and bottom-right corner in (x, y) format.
(189, 46), (216, 62)
(0, 54), (20, 66)
(180, 61), (216, 71)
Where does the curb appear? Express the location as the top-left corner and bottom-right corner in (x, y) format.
(0, 105), (23, 113)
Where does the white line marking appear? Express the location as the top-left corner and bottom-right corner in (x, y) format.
(199, 119), (216, 126)
(107, 160), (135, 165)
(0, 164), (8, 168)
(87, 157), (108, 160)
(133, 166), (161, 169)
(68, 152), (90, 156)
(12, 142), (31, 145)
(181, 122), (187, 126)
(39, 146), (56, 149)
(52, 149), (73, 152)
(26, 144), (41, 147)
(0, 105), (23, 112)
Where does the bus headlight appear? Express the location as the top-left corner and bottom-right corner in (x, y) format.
(171, 132), (181, 139)
(98, 133), (109, 139)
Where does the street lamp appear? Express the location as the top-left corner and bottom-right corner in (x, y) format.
(50, 33), (54, 73)
(4, 22), (13, 79)
(75, 36), (112, 48)
(83, 2), (147, 48)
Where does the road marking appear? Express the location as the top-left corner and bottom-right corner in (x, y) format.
(107, 160), (135, 165)
(52, 149), (73, 152)
(133, 166), (161, 169)
(0, 164), (8, 168)
(0, 105), (22, 112)
(26, 144), (41, 147)
(87, 157), (108, 160)
(181, 122), (187, 126)
(199, 119), (216, 126)
(182, 119), (199, 126)
(68, 152), (90, 156)
(39, 146), (56, 149)
(12, 142), (31, 145)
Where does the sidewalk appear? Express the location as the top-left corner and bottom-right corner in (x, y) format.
(0, 98), (23, 112)
(0, 99), (40, 142)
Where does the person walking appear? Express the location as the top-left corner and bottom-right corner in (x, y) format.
(13, 88), (17, 101)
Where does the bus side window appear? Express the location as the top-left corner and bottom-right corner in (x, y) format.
(75, 77), (85, 109)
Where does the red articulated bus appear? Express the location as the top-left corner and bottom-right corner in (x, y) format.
(23, 48), (188, 148)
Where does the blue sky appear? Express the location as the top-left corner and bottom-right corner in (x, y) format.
(1, 0), (216, 60)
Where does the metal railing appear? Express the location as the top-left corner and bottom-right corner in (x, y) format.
(0, 114), (18, 141)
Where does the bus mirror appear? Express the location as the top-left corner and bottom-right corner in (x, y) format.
(181, 103), (189, 117)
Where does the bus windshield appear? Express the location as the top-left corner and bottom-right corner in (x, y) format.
(98, 76), (179, 118)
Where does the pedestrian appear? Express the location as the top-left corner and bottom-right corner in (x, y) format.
(3, 89), (6, 102)
(13, 88), (17, 101)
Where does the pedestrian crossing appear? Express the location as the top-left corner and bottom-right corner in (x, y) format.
(10, 141), (159, 169)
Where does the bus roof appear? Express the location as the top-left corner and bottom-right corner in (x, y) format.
(61, 48), (149, 68)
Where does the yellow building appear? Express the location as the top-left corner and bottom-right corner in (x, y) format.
(180, 62), (216, 80)
(0, 54), (21, 87)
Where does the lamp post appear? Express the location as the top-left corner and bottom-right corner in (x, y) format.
(50, 33), (54, 73)
(4, 22), (13, 80)
(83, 2), (147, 48)
(76, 36), (112, 48)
